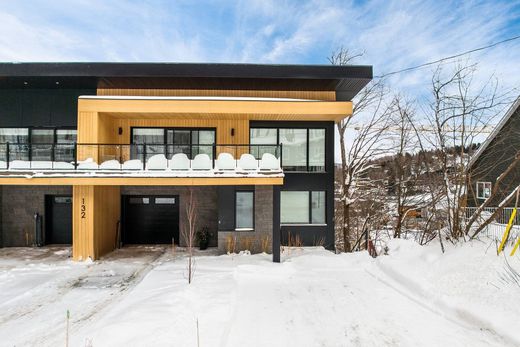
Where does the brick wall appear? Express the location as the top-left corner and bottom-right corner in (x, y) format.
(217, 185), (273, 254)
(1, 186), (72, 246)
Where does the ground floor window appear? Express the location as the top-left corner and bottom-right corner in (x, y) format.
(280, 191), (326, 224)
(235, 191), (254, 229)
(476, 181), (492, 199)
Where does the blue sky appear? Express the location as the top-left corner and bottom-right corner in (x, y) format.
(0, 0), (519, 95)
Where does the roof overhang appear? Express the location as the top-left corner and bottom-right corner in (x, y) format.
(0, 62), (373, 101)
(79, 96), (353, 122)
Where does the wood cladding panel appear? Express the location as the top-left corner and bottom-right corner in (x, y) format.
(72, 185), (120, 261)
(97, 88), (336, 101)
(72, 185), (94, 260)
(93, 186), (120, 259)
(78, 99), (352, 117)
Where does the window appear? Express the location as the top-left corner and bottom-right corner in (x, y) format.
(280, 128), (307, 171)
(31, 129), (54, 161)
(235, 191), (254, 229)
(129, 197), (150, 204)
(0, 128), (75, 162)
(281, 191), (326, 225)
(250, 127), (326, 172)
(311, 191), (326, 224)
(132, 128), (216, 160)
(56, 129), (77, 143)
(308, 129), (325, 171)
(250, 128), (278, 158)
(55, 130), (76, 162)
(0, 128), (29, 143)
(0, 128), (29, 161)
(476, 182), (492, 199)
(155, 197), (176, 204)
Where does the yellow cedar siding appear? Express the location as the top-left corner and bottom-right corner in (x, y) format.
(96, 88), (337, 101)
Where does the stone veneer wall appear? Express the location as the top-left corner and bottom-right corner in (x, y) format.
(217, 185), (273, 254)
(1, 186), (72, 246)
(121, 186), (218, 247)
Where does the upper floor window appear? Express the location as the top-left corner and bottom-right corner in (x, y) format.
(0, 128), (29, 143)
(476, 181), (492, 199)
(131, 128), (216, 160)
(250, 127), (325, 172)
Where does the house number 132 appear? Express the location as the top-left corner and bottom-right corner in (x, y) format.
(81, 198), (86, 218)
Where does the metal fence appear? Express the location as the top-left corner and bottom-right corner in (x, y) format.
(0, 142), (283, 171)
(463, 207), (520, 241)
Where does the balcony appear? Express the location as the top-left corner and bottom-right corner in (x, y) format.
(0, 143), (283, 180)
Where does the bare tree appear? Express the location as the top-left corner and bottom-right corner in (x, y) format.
(330, 46), (392, 251)
(388, 95), (421, 238)
(422, 61), (510, 240)
(181, 188), (197, 283)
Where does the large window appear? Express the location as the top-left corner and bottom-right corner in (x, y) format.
(250, 127), (326, 172)
(236, 191), (254, 229)
(0, 128), (76, 162)
(132, 128), (216, 160)
(280, 191), (326, 224)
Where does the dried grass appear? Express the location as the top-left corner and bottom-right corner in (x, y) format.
(226, 234), (237, 254)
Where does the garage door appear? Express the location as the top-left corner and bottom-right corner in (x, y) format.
(45, 196), (73, 244)
(123, 196), (180, 244)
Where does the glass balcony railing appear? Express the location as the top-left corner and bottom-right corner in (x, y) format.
(0, 143), (283, 172)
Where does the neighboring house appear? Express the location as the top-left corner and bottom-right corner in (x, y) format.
(0, 62), (372, 262)
(468, 96), (520, 207)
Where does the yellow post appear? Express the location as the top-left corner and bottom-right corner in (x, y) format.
(510, 237), (520, 256)
(498, 208), (516, 255)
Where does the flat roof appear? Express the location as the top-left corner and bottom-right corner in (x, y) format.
(0, 62), (372, 101)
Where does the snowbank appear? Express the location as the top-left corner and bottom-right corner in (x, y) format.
(0, 241), (518, 346)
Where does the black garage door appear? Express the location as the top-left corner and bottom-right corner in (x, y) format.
(123, 196), (180, 244)
(45, 196), (73, 244)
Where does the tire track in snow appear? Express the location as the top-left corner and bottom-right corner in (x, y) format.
(365, 262), (517, 346)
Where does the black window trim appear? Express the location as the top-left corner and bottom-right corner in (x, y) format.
(0, 126), (77, 144)
(249, 125), (326, 173)
(130, 126), (217, 159)
(234, 189), (255, 231)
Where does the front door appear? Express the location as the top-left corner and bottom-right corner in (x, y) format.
(45, 195), (73, 244)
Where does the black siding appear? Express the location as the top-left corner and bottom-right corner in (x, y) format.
(0, 89), (95, 127)
(251, 121), (336, 250)
(468, 105), (520, 207)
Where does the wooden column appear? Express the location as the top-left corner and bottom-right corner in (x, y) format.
(73, 185), (120, 261)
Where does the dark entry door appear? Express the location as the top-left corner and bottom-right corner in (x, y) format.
(123, 196), (179, 244)
(45, 196), (73, 244)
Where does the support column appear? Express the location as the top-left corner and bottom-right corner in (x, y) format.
(272, 185), (281, 263)
(73, 185), (120, 261)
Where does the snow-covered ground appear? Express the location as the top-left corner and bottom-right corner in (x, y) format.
(0, 240), (518, 347)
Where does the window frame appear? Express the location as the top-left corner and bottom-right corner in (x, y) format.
(250, 126), (326, 172)
(280, 190), (327, 226)
(476, 181), (492, 200)
(234, 190), (255, 231)
(130, 127), (217, 159)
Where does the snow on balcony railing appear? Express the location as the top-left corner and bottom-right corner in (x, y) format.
(0, 143), (283, 176)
